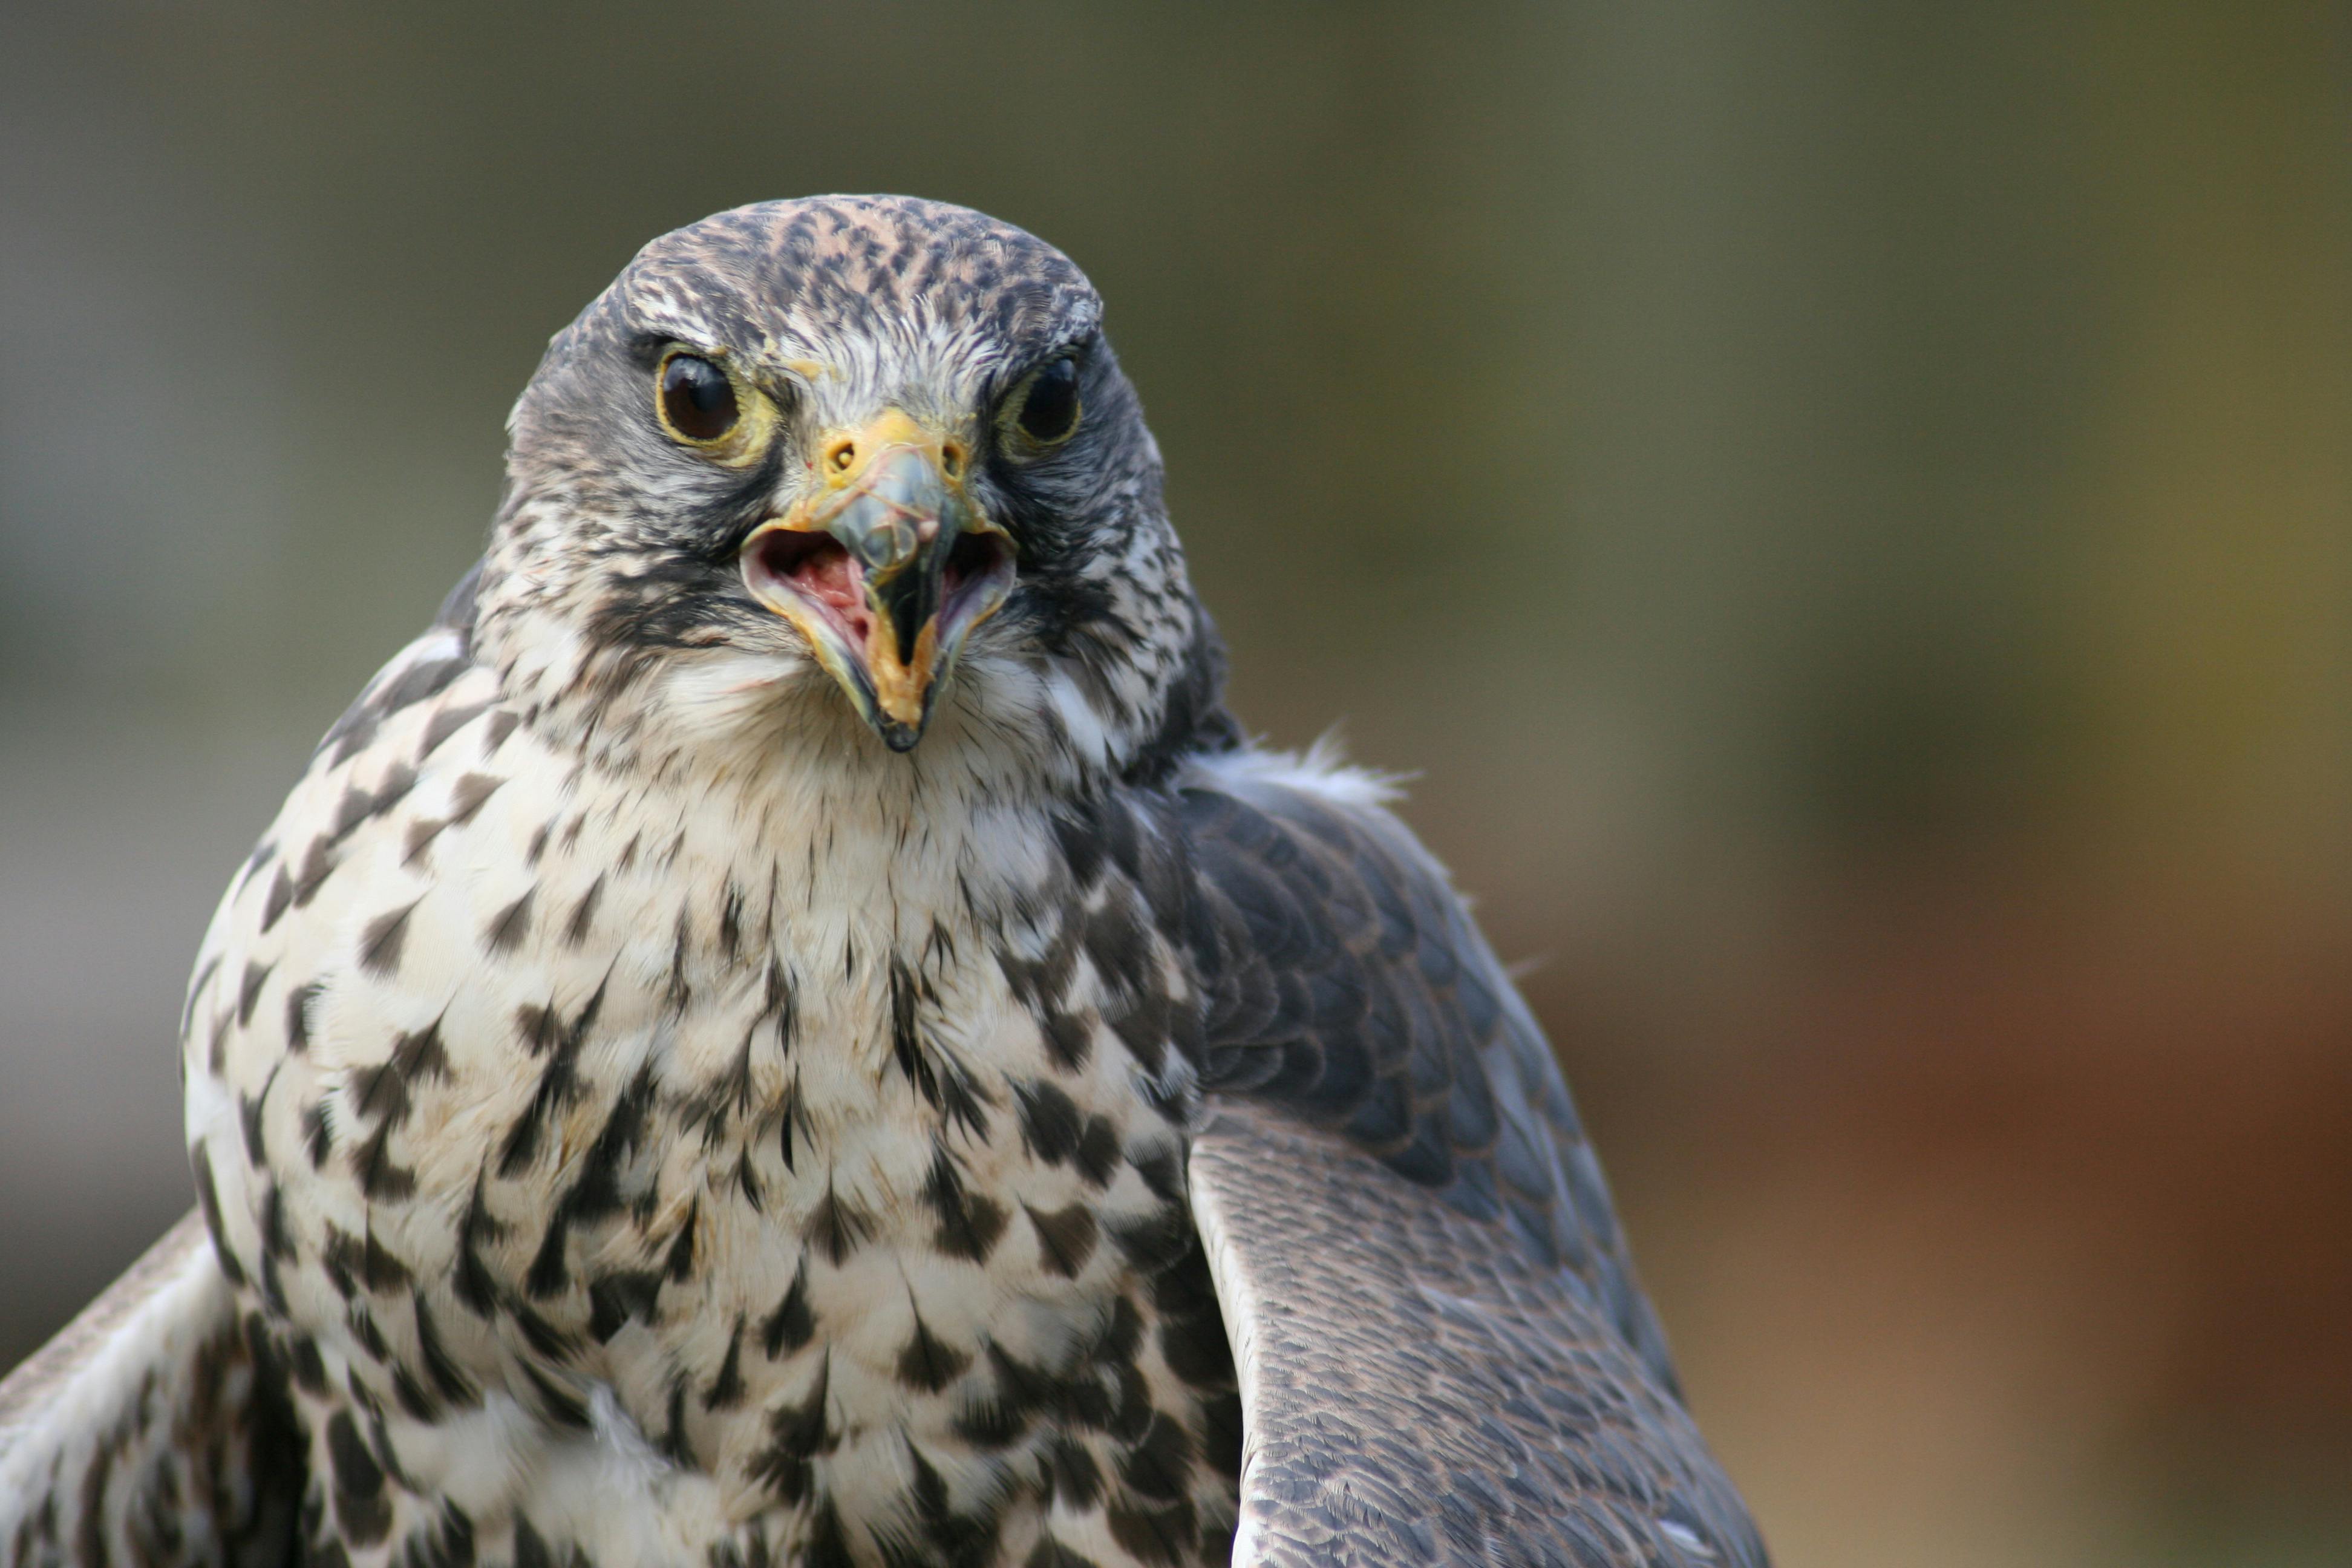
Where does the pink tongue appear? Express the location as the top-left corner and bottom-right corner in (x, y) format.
(791, 544), (871, 642)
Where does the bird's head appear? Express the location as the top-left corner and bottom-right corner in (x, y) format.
(474, 196), (1230, 790)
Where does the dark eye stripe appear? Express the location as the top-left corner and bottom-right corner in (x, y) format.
(659, 354), (739, 443)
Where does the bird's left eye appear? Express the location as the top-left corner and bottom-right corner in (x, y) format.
(658, 354), (740, 443)
(1010, 356), (1081, 446)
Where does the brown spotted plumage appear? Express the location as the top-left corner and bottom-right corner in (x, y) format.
(0, 196), (1765, 1568)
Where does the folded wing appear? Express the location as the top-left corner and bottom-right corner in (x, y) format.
(1174, 763), (1766, 1567)
(0, 1212), (300, 1568)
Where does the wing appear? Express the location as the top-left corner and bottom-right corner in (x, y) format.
(1172, 757), (1767, 1567)
(0, 1212), (301, 1568)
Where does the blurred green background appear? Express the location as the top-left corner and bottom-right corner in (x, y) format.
(2, 4), (2347, 1562)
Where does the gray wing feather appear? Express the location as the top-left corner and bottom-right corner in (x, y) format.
(1174, 769), (1766, 1567)
(0, 1212), (299, 1568)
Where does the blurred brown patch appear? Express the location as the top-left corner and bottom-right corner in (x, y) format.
(1540, 855), (2352, 1565)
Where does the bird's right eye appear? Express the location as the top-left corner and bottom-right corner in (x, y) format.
(658, 354), (740, 444)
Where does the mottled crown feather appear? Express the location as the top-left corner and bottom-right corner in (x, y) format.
(622, 194), (1101, 351)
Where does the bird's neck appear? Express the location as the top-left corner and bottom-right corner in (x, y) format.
(543, 713), (1082, 958)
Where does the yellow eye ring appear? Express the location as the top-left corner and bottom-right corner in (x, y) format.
(653, 348), (775, 465)
(1002, 355), (1082, 451)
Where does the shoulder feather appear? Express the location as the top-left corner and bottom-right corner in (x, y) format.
(1168, 748), (1768, 1566)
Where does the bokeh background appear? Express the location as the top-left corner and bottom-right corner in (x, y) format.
(4, 4), (2348, 1562)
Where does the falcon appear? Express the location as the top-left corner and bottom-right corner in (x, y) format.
(0, 197), (1767, 1568)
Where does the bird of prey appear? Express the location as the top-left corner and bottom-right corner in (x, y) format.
(0, 197), (1766, 1568)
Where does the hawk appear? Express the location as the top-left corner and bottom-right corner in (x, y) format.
(0, 197), (1766, 1568)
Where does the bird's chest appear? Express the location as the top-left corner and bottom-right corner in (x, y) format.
(453, 825), (1186, 1446)
(195, 725), (1229, 1564)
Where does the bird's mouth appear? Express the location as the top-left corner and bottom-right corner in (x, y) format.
(739, 410), (1015, 751)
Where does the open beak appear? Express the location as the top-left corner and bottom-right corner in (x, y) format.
(739, 410), (1016, 751)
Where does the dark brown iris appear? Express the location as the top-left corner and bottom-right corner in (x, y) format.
(1016, 356), (1080, 443)
(659, 354), (737, 442)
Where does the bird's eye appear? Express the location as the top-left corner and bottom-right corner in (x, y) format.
(1012, 356), (1081, 446)
(658, 353), (739, 443)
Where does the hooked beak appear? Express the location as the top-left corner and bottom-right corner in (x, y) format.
(739, 410), (1016, 751)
